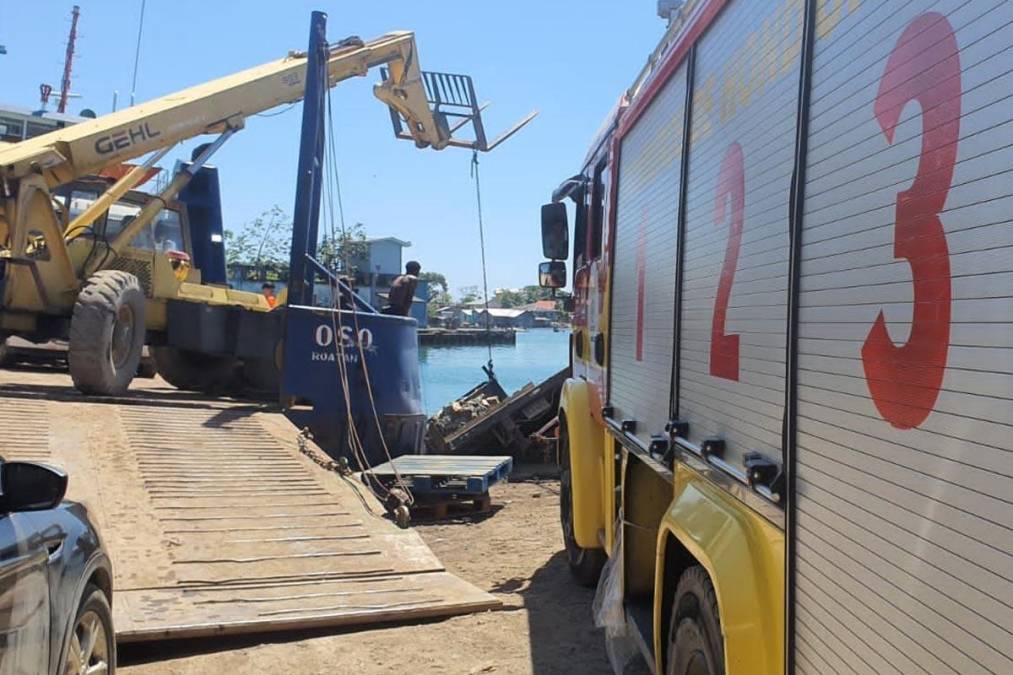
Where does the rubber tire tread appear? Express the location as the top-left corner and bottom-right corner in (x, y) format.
(241, 358), (280, 397)
(69, 270), (145, 395)
(152, 346), (239, 393)
(559, 420), (606, 587)
(61, 584), (117, 674)
(667, 565), (725, 675)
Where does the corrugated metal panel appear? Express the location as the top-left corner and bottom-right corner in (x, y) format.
(608, 63), (686, 446)
(795, 1), (1013, 672)
(677, 0), (800, 470)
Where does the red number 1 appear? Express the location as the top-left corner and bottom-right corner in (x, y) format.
(862, 13), (960, 429)
(710, 142), (745, 381)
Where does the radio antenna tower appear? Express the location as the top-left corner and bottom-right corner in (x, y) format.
(57, 5), (81, 113)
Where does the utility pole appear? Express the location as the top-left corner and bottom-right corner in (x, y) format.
(57, 5), (81, 113)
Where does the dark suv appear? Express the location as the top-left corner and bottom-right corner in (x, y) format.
(0, 462), (115, 674)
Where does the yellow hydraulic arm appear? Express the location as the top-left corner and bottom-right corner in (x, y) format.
(0, 31), (447, 190)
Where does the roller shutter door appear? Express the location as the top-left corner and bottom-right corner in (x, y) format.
(607, 64), (687, 447)
(677, 0), (801, 471)
(795, 2), (1013, 672)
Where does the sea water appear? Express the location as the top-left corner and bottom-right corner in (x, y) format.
(419, 328), (570, 415)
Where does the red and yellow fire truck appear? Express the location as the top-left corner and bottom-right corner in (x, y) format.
(540, 1), (1013, 672)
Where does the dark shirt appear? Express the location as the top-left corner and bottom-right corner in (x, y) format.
(385, 274), (418, 316)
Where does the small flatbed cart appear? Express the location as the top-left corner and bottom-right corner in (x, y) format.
(365, 455), (513, 518)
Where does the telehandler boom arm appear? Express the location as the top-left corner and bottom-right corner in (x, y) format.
(0, 31), (447, 189)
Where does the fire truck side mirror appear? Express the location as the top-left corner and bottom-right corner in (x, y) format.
(541, 203), (569, 260)
(539, 261), (567, 289)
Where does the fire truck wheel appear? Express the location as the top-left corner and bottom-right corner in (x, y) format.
(666, 566), (725, 675)
(152, 346), (239, 393)
(69, 270), (146, 395)
(559, 420), (606, 587)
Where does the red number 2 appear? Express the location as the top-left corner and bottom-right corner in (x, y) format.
(862, 13), (960, 429)
(710, 142), (745, 381)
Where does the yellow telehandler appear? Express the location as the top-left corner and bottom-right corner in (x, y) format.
(0, 25), (483, 395)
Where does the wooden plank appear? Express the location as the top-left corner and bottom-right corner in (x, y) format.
(115, 571), (496, 643)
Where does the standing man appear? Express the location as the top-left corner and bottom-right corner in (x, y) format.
(261, 282), (277, 308)
(383, 260), (421, 316)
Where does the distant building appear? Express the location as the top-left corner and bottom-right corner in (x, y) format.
(520, 299), (559, 321)
(0, 103), (88, 143)
(349, 237), (410, 279)
(462, 297), (501, 310)
(432, 306), (466, 327)
(474, 308), (535, 329)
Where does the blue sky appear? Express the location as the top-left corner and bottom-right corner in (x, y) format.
(0, 1), (665, 294)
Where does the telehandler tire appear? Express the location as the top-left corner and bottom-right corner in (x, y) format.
(69, 270), (146, 395)
(152, 346), (239, 393)
(240, 340), (283, 397)
(241, 358), (280, 397)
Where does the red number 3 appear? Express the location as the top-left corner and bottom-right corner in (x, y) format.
(710, 142), (745, 381)
(862, 13), (960, 429)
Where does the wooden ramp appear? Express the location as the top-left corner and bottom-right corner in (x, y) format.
(0, 370), (499, 642)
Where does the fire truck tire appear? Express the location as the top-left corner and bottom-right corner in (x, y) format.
(152, 346), (239, 393)
(69, 270), (146, 395)
(559, 421), (606, 587)
(666, 566), (725, 675)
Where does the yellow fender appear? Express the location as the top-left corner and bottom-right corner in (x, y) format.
(560, 377), (605, 550)
(654, 464), (784, 675)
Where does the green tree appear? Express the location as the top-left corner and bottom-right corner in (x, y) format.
(419, 271), (448, 297)
(419, 271), (451, 319)
(318, 222), (368, 274)
(459, 285), (480, 304)
(426, 290), (453, 319)
(519, 285), (554, 304)
(223, 205), (292, 277)
(493, 288), (525, 308)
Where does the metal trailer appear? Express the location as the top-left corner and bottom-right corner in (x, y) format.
(543, 1), (1013, 673)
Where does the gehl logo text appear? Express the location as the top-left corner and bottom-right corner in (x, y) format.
(94, 123), (161, 155)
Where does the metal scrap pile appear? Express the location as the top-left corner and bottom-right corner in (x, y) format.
(425, 378), (509, 451)
(424, 369), (567, 460)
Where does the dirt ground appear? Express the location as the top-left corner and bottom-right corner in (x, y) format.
(119, 466), (616, 674)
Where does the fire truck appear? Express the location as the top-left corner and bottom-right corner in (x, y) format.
(540, 1), (1013, 673)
